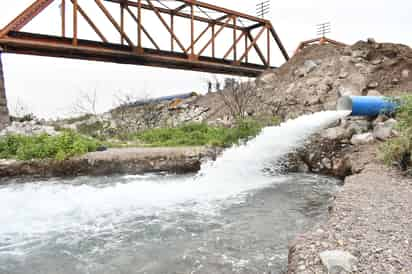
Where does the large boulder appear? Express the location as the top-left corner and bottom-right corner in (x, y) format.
(332, 157), (352, 178)
(351, 132), (375, 145)
(373, 118), (397, 140)
(295, 60), (319, 77)
(367, 89), (383, 96)
(321, 127), (350, 141)
(401, 69), (410, 79)
(320, 250), (358, 273)
(342, 118), (371, 136)
(351, 48), (370, 59)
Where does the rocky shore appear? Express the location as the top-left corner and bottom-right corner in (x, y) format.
(0, 146), (220, 183)
(284, 109), (412, 273)
(282, 40), (412, 273)
(287, 145), (412, 273)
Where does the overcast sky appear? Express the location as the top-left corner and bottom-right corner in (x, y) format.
(0, 0), (411, 118)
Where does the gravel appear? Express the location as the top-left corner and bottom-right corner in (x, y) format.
(288, 161), (412, 273)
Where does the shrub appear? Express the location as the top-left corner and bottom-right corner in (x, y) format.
(130, 118), (274, 148)
(221, 119), (262, 146)
(76, 120), (106, 138)
(381, 95), (412, 170)
(0, 131), (100, 161)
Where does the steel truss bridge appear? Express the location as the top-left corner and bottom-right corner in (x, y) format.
(0, 0), (289, 77)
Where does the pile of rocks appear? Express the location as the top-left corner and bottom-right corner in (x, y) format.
(254, 40), (412, 121)
(288, 115), (398, 177)
(0, 120), (57, 137)
(58, 97), (213, 135)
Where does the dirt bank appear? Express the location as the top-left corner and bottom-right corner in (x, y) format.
(0, 146), (220, 182)
(287, 144), (412, 273)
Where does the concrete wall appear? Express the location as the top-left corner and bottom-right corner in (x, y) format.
(0, 51), (10, 130)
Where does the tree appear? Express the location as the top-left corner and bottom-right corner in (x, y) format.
(10, 98), (35, 122)
(217, 78), (257, 120)
(72, 89), (99, 116)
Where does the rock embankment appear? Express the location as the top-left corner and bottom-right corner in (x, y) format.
(0, 147), (220, 182)
(287, 114), (398, 178)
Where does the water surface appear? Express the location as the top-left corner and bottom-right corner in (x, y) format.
(0, 173), (339, 274)
(0, 111), (349, 273)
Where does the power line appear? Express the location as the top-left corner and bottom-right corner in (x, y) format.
(237, 18), (247, 27)
(197, 6), (213, 19)
(155, 0), (171, 9)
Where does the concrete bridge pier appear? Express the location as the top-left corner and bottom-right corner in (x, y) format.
(0, 48), (10, 130)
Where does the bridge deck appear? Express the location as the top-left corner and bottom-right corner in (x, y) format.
(0, 32), (272, 77)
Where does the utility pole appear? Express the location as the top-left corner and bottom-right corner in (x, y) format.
(256, 0), (270, 19)
(317, 22), (331, 38)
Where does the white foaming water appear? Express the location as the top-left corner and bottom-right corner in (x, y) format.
(0, 111), (349, 240)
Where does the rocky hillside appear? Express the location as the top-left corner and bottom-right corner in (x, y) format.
(259, 40), (412, 178)
(256, 40), (411, 118)
(174, 39), (412, 124)
(120, 40), (412, 125)
(2, 40), (411, 142)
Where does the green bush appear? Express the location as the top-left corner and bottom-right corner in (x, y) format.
(76, 120), (107, 138)
(381, 95), (412, 169)
(0, 131), (100, 161)
(131, 119), (266, 147)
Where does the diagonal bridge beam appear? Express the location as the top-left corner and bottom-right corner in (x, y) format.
(0, 0), (55, 38)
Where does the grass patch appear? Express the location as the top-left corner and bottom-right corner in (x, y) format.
(0, 117), (280, 161)
(381, 95), (412, 170)
(0, 131), (100, 161)
(129, 119), (266, 147)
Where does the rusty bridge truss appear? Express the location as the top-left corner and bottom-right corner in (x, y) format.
(0, 0), (289, 77)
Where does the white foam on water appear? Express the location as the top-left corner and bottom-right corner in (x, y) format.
(0, 111), (350, 240)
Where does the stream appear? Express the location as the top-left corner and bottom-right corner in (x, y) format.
(0, 111), (349, 274)
(0, 173), (339, 274)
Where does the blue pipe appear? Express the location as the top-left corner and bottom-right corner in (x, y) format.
(337, 96), (397, 116)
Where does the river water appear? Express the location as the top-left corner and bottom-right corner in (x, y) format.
(0, 111), (349, 274)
